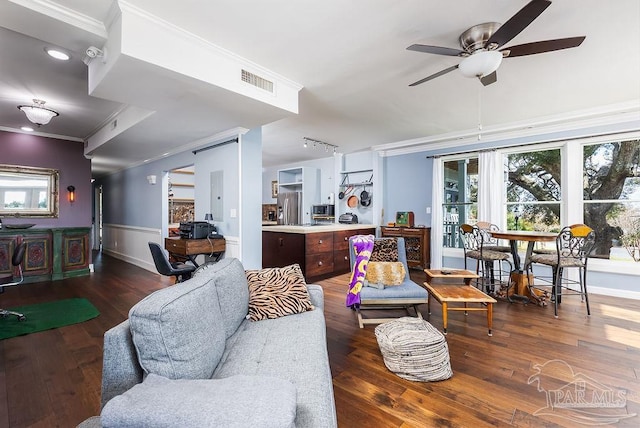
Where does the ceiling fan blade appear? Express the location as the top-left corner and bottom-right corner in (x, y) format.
(409, 65), (459, 86)
(407, 44), (464, 56)
(486, 0), (551, 49)
(480, 71), (497, 86)
(501, 36), (586, 57)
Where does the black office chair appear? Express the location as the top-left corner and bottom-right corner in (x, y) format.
(148, 242), (196, 283)
(1, 242), (27, 321)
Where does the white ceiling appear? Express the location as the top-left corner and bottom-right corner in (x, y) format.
(1, 0), (639, 177)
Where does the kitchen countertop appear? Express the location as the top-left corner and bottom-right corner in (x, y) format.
(262, 224), (376, 234)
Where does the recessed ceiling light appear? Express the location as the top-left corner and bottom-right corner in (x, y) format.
(45, 48), (70, 61)
(21, 126), (34, 132)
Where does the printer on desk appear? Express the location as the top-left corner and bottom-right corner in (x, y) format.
(179, 221), (223, 240)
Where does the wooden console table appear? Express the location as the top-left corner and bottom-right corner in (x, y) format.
(380, 226), (430, 269)
(164, 237), (226, 267)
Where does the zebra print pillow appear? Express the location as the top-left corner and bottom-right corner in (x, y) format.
(245, 264), (314, 321)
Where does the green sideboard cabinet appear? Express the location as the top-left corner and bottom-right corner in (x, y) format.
(0, 227), (91, 283)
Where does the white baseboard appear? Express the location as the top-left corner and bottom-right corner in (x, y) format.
(103, 225), (241, 272)
(102, 223), (161, 273)
(589, 286), (640, 300)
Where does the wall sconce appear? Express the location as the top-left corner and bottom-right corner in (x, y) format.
(67, 185), (76, 203)
(147, 175), (157, 185)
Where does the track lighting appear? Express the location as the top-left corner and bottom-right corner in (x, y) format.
(303, 137), (338, 155)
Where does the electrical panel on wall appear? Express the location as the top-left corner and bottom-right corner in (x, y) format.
(210, 170), (223, 221)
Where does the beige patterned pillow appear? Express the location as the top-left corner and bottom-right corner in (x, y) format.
(365, 261), (406, 287)
(245, 264), (314, 321)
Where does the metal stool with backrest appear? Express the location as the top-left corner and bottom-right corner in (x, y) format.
(0, 242), (27, 321)
(475, 222), (511, 253)
(148, 242), (196, 283)
(459, 224), (513, 297)
(528, 224), (596, 318)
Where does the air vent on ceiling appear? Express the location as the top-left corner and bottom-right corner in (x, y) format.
(241, 69), (274, 93)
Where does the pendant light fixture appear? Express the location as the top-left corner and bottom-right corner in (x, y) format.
(17, 99), (59, 126)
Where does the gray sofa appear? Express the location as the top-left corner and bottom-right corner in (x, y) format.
(79, 258), (337, 427)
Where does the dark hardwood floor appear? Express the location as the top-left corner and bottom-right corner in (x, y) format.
(1, 252), (639, 427)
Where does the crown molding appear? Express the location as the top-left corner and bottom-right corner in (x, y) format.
(10, 0), (107, 38)
(0, 125), (84, 142)
(375, 101), (640, 157)
(98, 127), (251, 177)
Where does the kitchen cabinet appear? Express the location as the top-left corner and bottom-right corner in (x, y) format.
(305, 231), (334, 277)
(0, 227), (91, 283)
(262, 231), (305, 273)
(277, 167), (320, 224)
(262, 225), (375, 279)
(380, 226), (431, 269)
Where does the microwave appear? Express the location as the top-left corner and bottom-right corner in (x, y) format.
(312, 204), (335, 217)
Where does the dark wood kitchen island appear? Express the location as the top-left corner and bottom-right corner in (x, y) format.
(262, 224), (376, 281)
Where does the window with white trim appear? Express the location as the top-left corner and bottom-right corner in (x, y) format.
(442, 157), (478, 248)
(583, 139), (640, 262)
(504, 148), (562, 233)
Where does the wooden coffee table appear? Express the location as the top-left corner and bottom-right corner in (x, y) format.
(424, 269), (497, 336)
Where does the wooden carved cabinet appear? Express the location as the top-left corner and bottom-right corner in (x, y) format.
(380, 226), (431, 269)
(0, 227), (91, 283)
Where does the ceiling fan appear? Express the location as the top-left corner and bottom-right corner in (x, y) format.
(407, 0), (585, 86)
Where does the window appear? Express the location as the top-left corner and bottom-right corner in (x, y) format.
(583, 140), (640, 261)
(505, 148), (561, 233)
(443, 157), (478, 248)
(3, 191), (26, 209)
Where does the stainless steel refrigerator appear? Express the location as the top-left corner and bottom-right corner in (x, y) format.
(277, 192), (303, 225)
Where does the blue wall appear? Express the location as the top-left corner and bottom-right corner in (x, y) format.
(96, 138), (242, 238)
(383, 154), (432, 227)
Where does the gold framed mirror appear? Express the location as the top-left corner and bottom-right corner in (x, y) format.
(0, 164), (59, 218)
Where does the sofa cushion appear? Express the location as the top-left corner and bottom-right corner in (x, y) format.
(245, 264), (314, 321)
(101, 373), (297, 428)
(213, 310), (336, 428)
(128, 272), (226, 380)
(193, 258), (250, 338)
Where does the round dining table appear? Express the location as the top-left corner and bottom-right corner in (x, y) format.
(489, 230), (557, 304)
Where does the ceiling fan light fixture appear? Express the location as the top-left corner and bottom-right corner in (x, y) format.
(458, 50), (503, 78)
(17, 99), (59, 126)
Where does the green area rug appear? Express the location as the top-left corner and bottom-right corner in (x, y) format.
(0, 298), (100, 340)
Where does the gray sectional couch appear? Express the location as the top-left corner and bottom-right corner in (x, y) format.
(79, 258), (337, 427)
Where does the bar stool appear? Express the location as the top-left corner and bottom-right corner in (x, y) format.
(528, 224), (596, 318)
(459, 224), (513, 296)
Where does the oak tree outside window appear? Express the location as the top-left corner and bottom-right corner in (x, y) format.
(505, 148), (562, 234)
(583, 140), (640, 261)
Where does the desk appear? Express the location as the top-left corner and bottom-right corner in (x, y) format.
(424, 269), (495, 336)
(164, 237), (226, 267)
(489, 230), (556, 304)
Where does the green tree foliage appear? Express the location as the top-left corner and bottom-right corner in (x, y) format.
(507, 140), (640, 257)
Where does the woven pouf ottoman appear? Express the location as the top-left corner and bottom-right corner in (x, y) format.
(374, 317), (452, 382)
